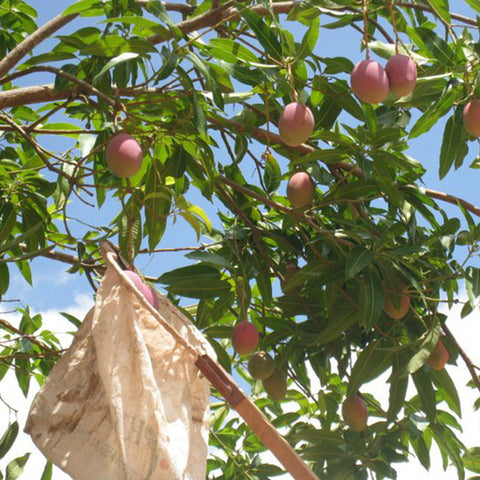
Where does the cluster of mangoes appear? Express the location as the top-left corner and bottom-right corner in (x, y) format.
(232, 321), (288, 401)
(103, 51), (456, 421)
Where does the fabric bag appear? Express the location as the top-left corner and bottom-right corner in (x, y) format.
(26, 248), (214, 480)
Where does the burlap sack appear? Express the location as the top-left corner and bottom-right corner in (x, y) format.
(25, 250), (214, 480)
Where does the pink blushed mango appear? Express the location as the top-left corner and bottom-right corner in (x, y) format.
(124, 270), (159, 310)
(350, 59), (389, 104)
(463, 100), (480, 137)
(427, 340), (449, 370)
(278, 102), (314, 147)
(106, 133), (143, 178)
(232, 321), (259, 356)
(383, 282), (410, 320)
(385, 54), (417, 97)
(342, 394), (368, 432)
(287, 172), (315, 208)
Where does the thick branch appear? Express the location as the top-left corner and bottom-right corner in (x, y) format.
(0, 12), (78, 80)
(422, 188), (480, 218)
(147, 1), (293, 44)
(0, 66), (116, 106)
(0, 84), (70, 108)
(146, 1), (476, 45)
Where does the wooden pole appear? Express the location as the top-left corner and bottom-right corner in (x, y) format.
(195, 355), (319, 480)
(102, 242), (319, 480)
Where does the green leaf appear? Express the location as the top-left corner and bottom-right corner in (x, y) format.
(412, 27), (455, 66)
(425, 0), (451, 24)
(14, 356), (30, 397)
(236, 5), (283, 61)
(185, 204), (212, 233)
(296, 16), (319, 60)
(163, 145), (189, 178)
(347, 341), (392, 395)
(208, 38), (259, 64)
(314, 77), (364, 121)
(0, 220), (44, 255)
(412, 368), (437, 420)
(23, 52), (77, 67)
(327, 179), (381, 202)
(0, 422), (18, 460)
(188, 52), (224, 109)
(345, 245), (373, 280)
(5, 453), (30, 480)
(0, 204), (16, 244)
(372, 151), (402, 204)
(144, 179), (170, 251)
(299, 431), (346, 460)
(409, 86), (458, 138)
(0, 262), (9, 297)
(429, 423), (465, 480)
(62, 0), (101, 16)
(93, 52), (139, 82)
(320, 284), (358, 344)
(60, 312), (82, 328)
(431, 368), (461, 417)
(57, 28), (102, 49)
(463, 447), (480, 474)
(358, 270), (384, 330)
(464, 0), (480, 13)
(411, 435), (431, 471)
(0, 348), (11, 382)
(118, 198), (142, 263)
(186, 251), (231, 270)
(407, 323), (441, 374)
(465, 267), (480, 309)
(81, 36), (157, 56)
(439, 114), (465, 179)
(40, 461), (52, 480)
(101, 16), (162, 31)
(263, 154), (281, 193)
(388, 355), (409, 422)
(158, 265), (232, 299)
(287, 261), (344, 292)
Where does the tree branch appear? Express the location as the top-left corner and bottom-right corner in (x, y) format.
(0, 66), (116, 106)
(0, 0), (474, 86)
(421, 188), (480, 218)
(0, 84), (70, 109)
(147, 1), (293, 44)
(442, 323), (480, 394)
(396, 2), (476, 26)
(0, 317), (57, 354)
(0, 12), (78, 80)
(0, 1), (195, 80)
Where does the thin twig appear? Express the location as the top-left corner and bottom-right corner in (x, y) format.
(138, 243), (220, 253)
(0, 318), (57, 354)
(442, 323), (480, 393)
(0, 113), (76, 182)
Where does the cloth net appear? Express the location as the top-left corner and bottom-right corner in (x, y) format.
(26, 251), (214, 480)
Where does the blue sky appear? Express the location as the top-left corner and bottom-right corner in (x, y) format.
(1, 0), (480, 478)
